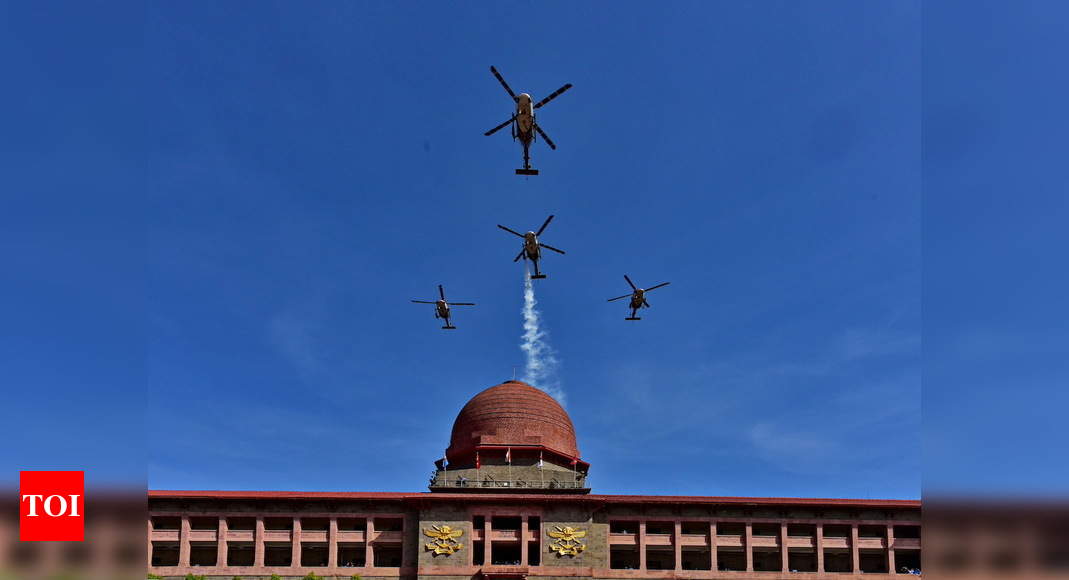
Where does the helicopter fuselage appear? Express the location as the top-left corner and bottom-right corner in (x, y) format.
(630, 289), (647, 309)
(435, 300), (451, 319)
(514, 93), (535, 144)
(523, 232), (541, 260)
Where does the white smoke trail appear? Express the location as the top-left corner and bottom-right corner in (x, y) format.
(520, 267), (564, 405)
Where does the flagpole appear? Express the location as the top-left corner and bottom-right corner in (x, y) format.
(539, 451), (544, 488)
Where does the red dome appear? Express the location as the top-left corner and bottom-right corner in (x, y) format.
(446, 380), (579, 463)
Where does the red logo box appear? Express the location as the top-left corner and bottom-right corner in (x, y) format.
(19, 471), (84, 541)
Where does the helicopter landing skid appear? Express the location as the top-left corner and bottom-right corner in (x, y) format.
(515, 168), (539, 176)
(625, 317), (642, 321)
(442, 325), (457, 330)
(530, 274), (547, 279)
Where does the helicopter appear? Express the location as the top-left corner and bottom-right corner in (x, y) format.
(410, 285), (475, 330)
(497, 214), (565, 280)
(483, 65), (572, 176)
(607, 275), (671, 320)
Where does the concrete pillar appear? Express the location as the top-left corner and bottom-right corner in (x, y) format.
(851, 523), (860, 573)
(521, 515), (529, 565)
(816, 523), (825, 573)
(178, 515), (190, 567)
(638, 520), (647, 571)
(781, 522), (789, 572)
(673, 520), (683, 571)
(887, 524), (896, 573)
(292, 517), (302, 567)
(709, 521), (718, 572)
(216, 516), (228, 567)
(366, 518), (375, 568)
(744, 521), (753, 572)
(483, 516), (492, 565)
(146, 518), (153, 568)
(254, 516), (265, 566)
(328, 517), (338, 568)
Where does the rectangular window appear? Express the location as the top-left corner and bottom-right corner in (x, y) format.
(492, 542), (522, 565)
(472, 541), (485, 565)
(610, 545), (640, 569)
(681, 521), (708, 536)
(682, 546), (712, 570)
(646, 546), (675, 570)
(753, 547), (781, 571)
(337, 542), (366, 567)
(894, 525), (921, 539)
(227, 517), (255, 531)
(375, 517), (403, 532)
(189, 517), (218, 531)
(610, 520), (638, 534)
(338, 517), (366, 531)
(752, 523), (779, 537)
(860, 549), (889, 573)
(824, 548), (852, 572)
(373, 544), (402, 567)
(646, 521), (673, 535)
(492, 516), (521, 530)
(896, 548), (921, 573)
(717, 522), (745, 536)
(717, 547), (745, 571)
(188, 542), (217, 566)
(150, 516), (179, 530)
(264, 542), (292, 566)
(264, 518), (293, 531)
(150, 541), (178, 566)
(788, 548), (818, 572)
(860, 525), (886, 539)
(302, 517), (329, 531)
(302, 542), (329, 566)
(227, 541), (254, 566)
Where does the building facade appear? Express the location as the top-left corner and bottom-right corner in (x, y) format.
(148, 381), (921, 579)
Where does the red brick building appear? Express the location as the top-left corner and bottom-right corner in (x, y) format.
(148, 380), (921, 579)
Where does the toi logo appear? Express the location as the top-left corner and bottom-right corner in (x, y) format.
(20, 471), (84, 541)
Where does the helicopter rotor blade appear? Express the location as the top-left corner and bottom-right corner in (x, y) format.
(497, 224), (525, 238)
(536, 214), (555, 235)
(607, 294), (632, 302)
(411, 300), (436, 304)
(438, 285), (445, 300)
(490, 66), (518, 101)
(513, 249), (525, 262)
(533, 83), (572, 109)
(624, 275), (637, 290)
(484, 116), (515, 136)
(534, 124), (556, 150)
(447, 302), (476, 306)
(645, 282), (671, 292)
(538, 243), (565, 255)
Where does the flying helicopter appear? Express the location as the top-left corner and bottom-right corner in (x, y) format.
(410, 285), (475, 330)
(483, 65), (573, 176)
(497, 214), (565, 280)
(607, 275), (671, 320)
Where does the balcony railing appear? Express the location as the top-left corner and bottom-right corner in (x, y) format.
(429, 475), (588, 490)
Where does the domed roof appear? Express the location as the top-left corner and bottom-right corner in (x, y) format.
(446, 380), (579, 462)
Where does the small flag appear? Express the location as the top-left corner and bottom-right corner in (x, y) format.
(537, 451), (544, 469)
(475, 451), (481, 469)
(435, 457), (446, 470)
(570, 457), (578, 467)
(505, 447), (512, 464)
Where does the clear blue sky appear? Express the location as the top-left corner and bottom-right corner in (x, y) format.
(4, 1), (1063, 502)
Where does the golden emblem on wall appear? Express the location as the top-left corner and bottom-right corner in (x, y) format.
(548, 525), (587, 557)
(424, 524), (465, 555)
